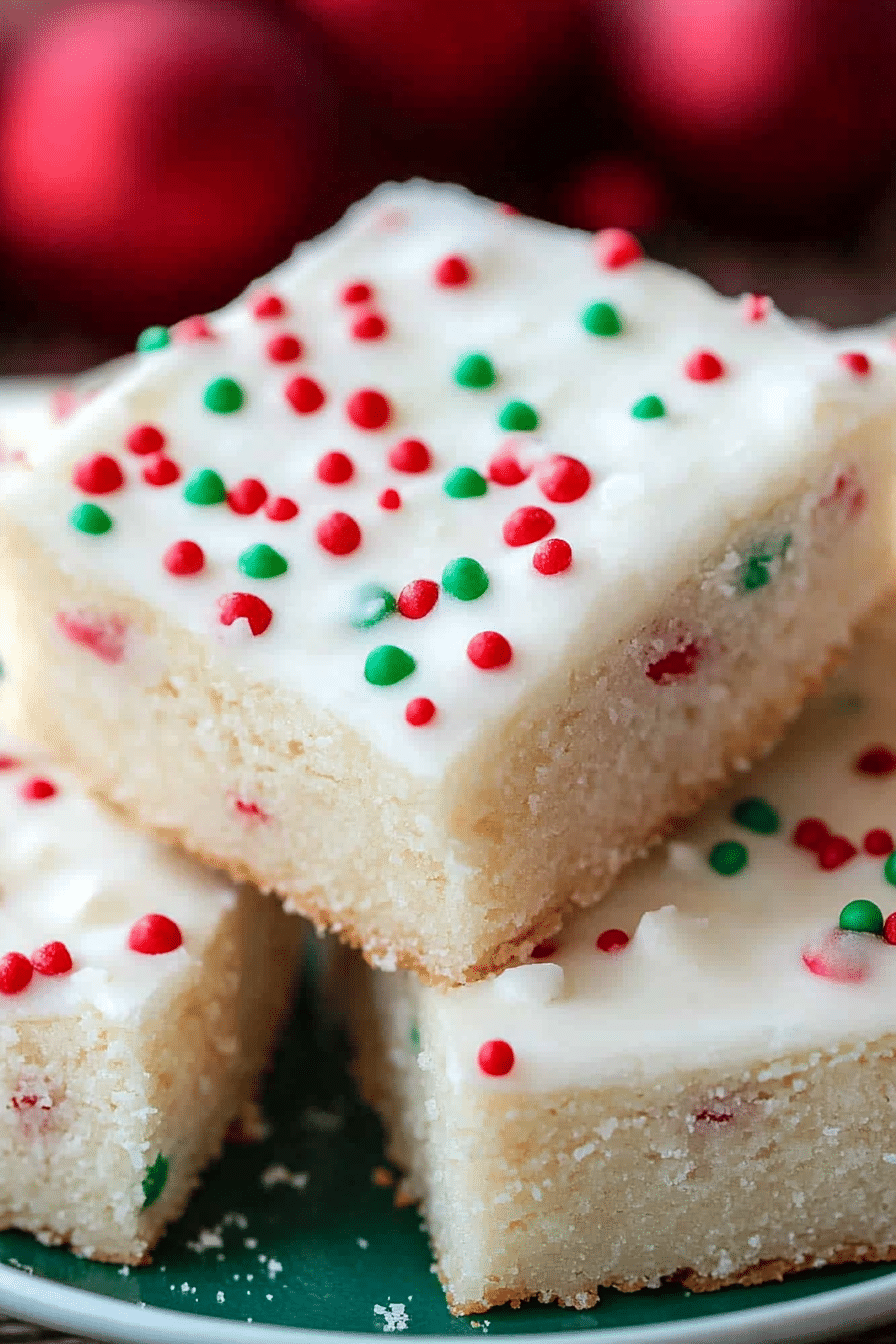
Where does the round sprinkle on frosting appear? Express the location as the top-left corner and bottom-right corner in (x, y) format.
(285, 375), (326, 415)
(143, 457), (180, 487)
(173, 314), (214, 342)
(0, 952), (33, 995)
(632, 394), (666, 419)
(346, 388), (391, 430)
(537, 454), (590, 503)
(70, 502), (112, 535)
(341, 281), (372, 305)
(405, 696), (436, 726)
(73, 453), (124, 495)
(364, 644), (416, 686)
(239, 543), (288, 580)
(708, 840), (748, 875)
(126, 424), (165, 456)
(442, 557), (488, 601)
(31, 941), (73, 976)
(136, 325), (170, 352)
(454, 353), (496, 389)
(855, 745), (896, 775)
(218, 592), (273, 636)
(478, 1039), (514, 1076)
(467, 630), (512, 669)
(389, 438), (431, 474)
(128, 913), (183, 955)
(227, 478), (267, 515)
(840, 351), (871, 376)
(398, 579), (439, 619)
(352, 312), (388, 341)
(444, 466), (487, 499)
(865, 828), (894, 856)
(203, 377), (245, 415)
(581, 301), (622, 336)
(184, 468), (226, 506)
(379, 488), (401, 510)
(251, 291), (285, 320)
(489, 448), (530, 486)
(818, 836), (857, 870)
(594, 228), (643, 270)
(316, 511), (362, 556)
(792, 818), (829, 851)
(533, 537), (572, 574)
(265, 496), (298, 522)
(684, 349), (725, 382)
(434, 255), (472, 287)
(317, 451), (354, 485)
(885, 911), (896, 944)
(839, 899), (884, 935)
(743, 294), (771, 322)
(731, 796), (779, 835)
(886, 853), (896, 887)
(503, 505), (555, 547)
(164, 540), (204, 576)
(498, 400), (539, 432)
(596, 928), (629, 953)
(350, 584), (396, 629)
(20, 777), (57, 802)
(266, 334), (303, 363)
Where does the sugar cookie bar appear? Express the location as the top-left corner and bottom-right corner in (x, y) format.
(0, 182), (895, 985)
(0, 727), (300, 1263)
(352, 608), (896, 1312)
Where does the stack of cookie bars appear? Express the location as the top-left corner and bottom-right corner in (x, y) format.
(3, 181), (896, 1311)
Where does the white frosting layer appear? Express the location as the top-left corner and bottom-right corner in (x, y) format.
(0, 727), (239, 1021)
(0, 379), (56, 468)
(412, 611), (896, 1090)
(4, 182), (893, 778)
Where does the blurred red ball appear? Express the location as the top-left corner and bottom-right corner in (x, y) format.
(0, 0), (340, 333)
(288, 0), (582, 128)
(599, 0), (896, 226)
(556, 155), (669, 234)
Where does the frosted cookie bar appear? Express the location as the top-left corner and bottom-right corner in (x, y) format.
(0, 182), (895, 985)
(0, 727), (300, 1264)
(353, 609), (896, 1312)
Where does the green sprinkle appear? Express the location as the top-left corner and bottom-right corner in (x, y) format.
(839, 899), (884, 935)
(631, 394), (666, 420)
(364, 645), (416, 687)
(441, 557), (489, 601)
(582, 301), (622, 336)
(136, 325), (170, 352)
(885, 852), (896, 887)
(742, 557), (771, 591)
(239, 543), (288, 580)
(141, 1154), (169, 1209)
(350, 584), (396, 629)
(203, 377), (244, 414)
(184, 468), (226, 506)
(409, 1023), (420, 1051)
(731, 797), (780, 835)
(69, 502), (112, 535)
(708, 840), (748, 876)
(443, 466), (487, 499)
(454, 353), (496, 389)
(498, 400), (539, 432)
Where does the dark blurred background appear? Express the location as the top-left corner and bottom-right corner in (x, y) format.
(1, 0), (896, 376)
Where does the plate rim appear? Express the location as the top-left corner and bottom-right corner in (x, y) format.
(3, 1261), (896, 1344)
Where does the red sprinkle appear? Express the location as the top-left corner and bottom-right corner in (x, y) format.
(537, 454), (591, 503)
(20, 778), (57, 802)
(405, 697), (436, 727)
(72, 453), (124, 495)
(594, 227), (643, 270)
(341, 281), (373, 305)
(398, 579), (439, 619)
(596, 928), (630, 953)
(499, 202), (520, 215)
(793, 818), (830, 852)
(251, 291), (285, 320)
(533, 537), (572, 575)
(31, 941), (72, 976)
(0, 953), (33, 995)
(742, 294), (771, 322)
(128, 913), (183, 956)
(817, 836), (858, 871)
(164, 540), (204, 576)
(143, 456), (180, 487)
(388, 438), (431, 474)
(265, 495), (299, 522)
(865, 828), (894, 856)
(646, 642), (701, 684)
(684, 349), (725, 382)
(218, 592), (273, 636)
(467, 631), (512, 670)
(0, 756), (19, 770)
(840, 351), (871, 376)
(502, 505), (555, 547)
(56, 611), (127, 663)
(802, 929), (869, 984)
(379, 489), (401, 510)
(885, 912), (896, 946)
(316, 512), (361, 555)
(488, 447), (531, 487)
(233, 798), (270, 823)
(172, 314), (214, 342)
(227, 478), (267, 515)
(531, 938), (558, 959)
(855, 745), (896, 776)
(477, 1039), (514, 1076)
(352, 312), (388, 341)
(434, 255), (472, 287)
(316, 451), (354, 485)
(266, 333), (303, 364)
(126, 424), (165, 456)
(346, 388), (391, 430)
(285, 376), (326, 415)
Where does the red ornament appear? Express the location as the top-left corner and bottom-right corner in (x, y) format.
(379, 488), (401, 510)
(388, 438), (431, 473)
(840, 350), (871, 376)
(128, 912), (183, 955)
(645, 642), (701, 684)
(264, 495), (299, 521)
(557, 155), (668, 233)
(285, 376), (326, 415)
(488, 447), (531, 486)
(817, 835), (857, 871)
(351, 312), (388, 340)
(398, 579), (438, 619)
(316, 451), (354, 485)
(341, 281), (372, 305)
(537, 454), (591, 503)
(173, 314), (214, 342)
(405, 697), (436, 726)
(251, 290), (285, 319)
(596, 928), (629, 953)
(594, 227), (643, 270)
(743, 294), (771, 322)
(143, 455), (180, 486)
(467, 631), (512, 670)
(73, 453), (124, 495)
(20, 777), (57, 802)
(530, 938), (558, 959)
(218, 592), (273, 636)
(164, 539), (204, 576)
(502, 505), (555, 547)
(31, 941), (73, 976)
(346, 388), (391, 430)
(266, 333), (303, 363)
(434, 255), (472, 287)
(533, 537), (572, 574)
(227, 477), (267, 515)
(126, 423), (165, 456)
(316, 511), (361, 555)
(477, 1039), (515, 1076)
(0, 952), (33, 995)
(864, 828), (894, 856)
(792, 817), (830, 852)
(856, 745), (896, 775)
(684, 349), (725, 381)
(885, 912), (896, 946)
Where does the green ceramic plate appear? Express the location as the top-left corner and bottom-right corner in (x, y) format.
(2, 955), (896, 1344)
